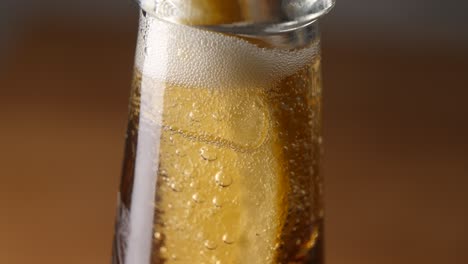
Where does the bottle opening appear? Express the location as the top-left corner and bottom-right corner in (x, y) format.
(138, 0), (335, 35)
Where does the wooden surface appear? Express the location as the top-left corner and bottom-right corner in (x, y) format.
(0, 17), (467, 264)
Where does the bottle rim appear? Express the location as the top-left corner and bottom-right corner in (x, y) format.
(138, 0), (335, 35)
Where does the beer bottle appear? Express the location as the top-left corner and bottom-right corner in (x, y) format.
(112, 1), (334, 263)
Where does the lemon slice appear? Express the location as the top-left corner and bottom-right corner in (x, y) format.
(152, 83), (288, 264)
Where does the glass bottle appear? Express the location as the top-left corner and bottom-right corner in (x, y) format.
(112, 1), (334, 263)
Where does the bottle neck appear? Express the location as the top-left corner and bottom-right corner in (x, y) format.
(138, 0), (334, 35)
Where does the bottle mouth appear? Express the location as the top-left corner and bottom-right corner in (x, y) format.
(138, 0), (335, 35)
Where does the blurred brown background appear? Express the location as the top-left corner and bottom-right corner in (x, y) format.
(1, 1), (467, 264)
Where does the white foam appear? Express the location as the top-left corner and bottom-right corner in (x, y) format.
(135, 15), (319, 89)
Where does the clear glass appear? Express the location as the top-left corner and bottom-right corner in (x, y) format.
(112, 1), (333, 263)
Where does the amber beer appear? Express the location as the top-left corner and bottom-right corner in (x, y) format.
(112, 6), (326, 264)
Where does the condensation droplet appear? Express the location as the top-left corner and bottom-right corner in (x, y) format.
(154, 232), (162, 240)
(192, 193), (204, 203)
(188, 111), (200, 121)
(212, 197), (222, 207)
(222, 233), (235, 244)
(273, 242), (280, 250)
(171, 254), (177, 260)
(159, 169), (168, 177)
(214, 171), (232, 187)
(160, 246), (167, 253)
(183, 162), (194, 176)
(211, 113), (219, 120)
(170, 182), (182, 192)
(175, 148), (186, 157)
(200, 147), (217, 161)
(204, 240), (217, 250)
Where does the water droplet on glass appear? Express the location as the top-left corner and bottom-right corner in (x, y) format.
(154, 232), (162, 240)
(222, 233), (235, 244)
(214, 171), (232, 187)
(170, 182), (182, 192)
(212, 197), (222, 207)
(200, 147), (217, 161)
(188, 111), (200, 121)
(192, 193), (204, 203)
(175, 148), (186, 157)
(160, 246), (167, 253)
(204, 240), (217, 250)
(183, 162), (194, 176)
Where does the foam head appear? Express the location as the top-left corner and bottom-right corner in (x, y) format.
(135, 16), (319, 90)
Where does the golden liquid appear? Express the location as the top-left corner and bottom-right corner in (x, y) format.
(113, 10), (324, 263)
(115, 53), (324, 263)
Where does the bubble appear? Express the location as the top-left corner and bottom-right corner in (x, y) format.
(200, 147), (217, 161)
(222, 233), (235, 244)
(214, 171), (232, 187)
(204, 240), (217, 250)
